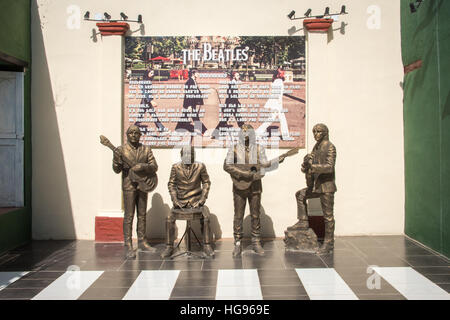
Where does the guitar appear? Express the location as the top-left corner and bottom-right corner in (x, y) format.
(231, 147), (300, 190)
(100, 135), (158, 193)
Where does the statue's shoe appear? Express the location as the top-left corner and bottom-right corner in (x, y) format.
(203, 244), (215, 257)
(138, 240), (157, 253)
(160, 246), (174, 259)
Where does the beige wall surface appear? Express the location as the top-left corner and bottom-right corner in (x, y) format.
(31, 0), (404, 240)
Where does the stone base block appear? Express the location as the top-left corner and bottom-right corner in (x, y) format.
(284, 228), (319, 253)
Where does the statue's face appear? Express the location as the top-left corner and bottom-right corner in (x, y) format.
(181, 148), (195, 164)
(127, 127), (141, 144)
(313, 126), (327, 142)
(233, 72), (240, 81)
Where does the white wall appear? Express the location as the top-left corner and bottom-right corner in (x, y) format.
(31, 0), (404, 239)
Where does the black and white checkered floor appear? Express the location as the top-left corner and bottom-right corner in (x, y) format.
(0, 236), (448, 300)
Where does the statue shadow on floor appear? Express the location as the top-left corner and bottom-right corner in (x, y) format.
(146, 192), (174, 241)
(188, 205), (222, 245)
(243, 205), (276, 239)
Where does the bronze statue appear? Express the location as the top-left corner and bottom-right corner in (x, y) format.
(101, 124), (158, 259)
(287, 123), (336, 254)
(223, 124), (298, 257)
(161, 146), (213, 258)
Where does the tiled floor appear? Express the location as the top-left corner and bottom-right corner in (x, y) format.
(0, 236), (448, 300)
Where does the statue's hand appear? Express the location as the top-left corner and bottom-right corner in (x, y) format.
(173, 200), (182, 209)
(252, 172), (265, 181)
(132, 163), (146, 172)
(113, 149), (122, 163)
(196, 198), (206, 207)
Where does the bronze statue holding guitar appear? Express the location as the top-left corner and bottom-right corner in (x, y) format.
(224, 124), (299, 258)
(100, 125), (158, 259)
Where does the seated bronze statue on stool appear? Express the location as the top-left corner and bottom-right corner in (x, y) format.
(161, 146), (214, 259)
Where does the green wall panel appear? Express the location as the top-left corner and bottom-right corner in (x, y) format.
(0, 0), (31, 255)
(402, 0), (450, 257)
(0, 0), (31, 62)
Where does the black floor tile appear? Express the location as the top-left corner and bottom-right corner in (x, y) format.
(348, 281), (401, 295)
(261, 285), (307, 296)
(436, 283), (450, 293)
(20, 271), (64, 280)
(212, 241), (235, 251)
(118, 260), (163, 271)
(282, 253), (327, 268)
(319, 254), (369, 268)
(263, 295), (309, 300)
(6, 279), (55, 289)
(78, 287), (130, 300)
(258, 275), (302, 286)
(334, 266), (379, 277)
(170, 286), (216, 298)
(257, 269), (298, 279)
(177, 270), (218, 280)
(41, 260), (124, 271)
(342, 236), (385, 248)
(360, 256), (410, 267)
(136, 251), (165, 261)
(403, 256), (449, 267)
(413, 266), (450, 275)
(0, 288), (42, 299)
(202, 259), (243, 270)
(90, 277), (138, 288)
(422, 274), (450, 284)
(389, 245), (437, 256)
(96, 270), (142, 279)
(243, 257), (286, 270)
(161, 260), (203, 271)
(174, 277), (218, 287)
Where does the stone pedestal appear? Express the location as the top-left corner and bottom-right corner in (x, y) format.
(284, 228), (319, 253)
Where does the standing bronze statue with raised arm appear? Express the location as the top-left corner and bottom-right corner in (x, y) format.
(161, 146), (213, 258)
(102, 124), (158, 259)
(224, 124), (288, 257)
(287, 123), (337, 254)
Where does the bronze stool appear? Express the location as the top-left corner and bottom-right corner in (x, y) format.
(170, 207), (206, 259)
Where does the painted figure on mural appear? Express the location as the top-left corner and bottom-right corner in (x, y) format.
(287, 123), (336, 254)
(212, 70), (244, 139)
(137, 68), (166, 133)
(175, 69), (208, 135)
(256, 67), (293, 141)
(112, 124), (158, 259)
(224, 124), (286, 257)
(161, 146), (213, 258)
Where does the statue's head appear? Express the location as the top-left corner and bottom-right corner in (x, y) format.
(180, 145), (195, 164)
(126, 125), (142, 145)
(312, 123), (329, 142)
(238, 124), (256, 147)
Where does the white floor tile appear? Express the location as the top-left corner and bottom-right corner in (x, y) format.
(295, 268), (358, 300)
(32, 271), (103, 300)
(216, 269), (262, 300)
(123, 270), (180, 300)
(373, 267), (450, 300)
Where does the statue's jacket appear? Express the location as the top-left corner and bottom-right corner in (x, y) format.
(168, 162), (211, 207)
(310, 139), (337, 193)
(112, 142), (158, 191)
